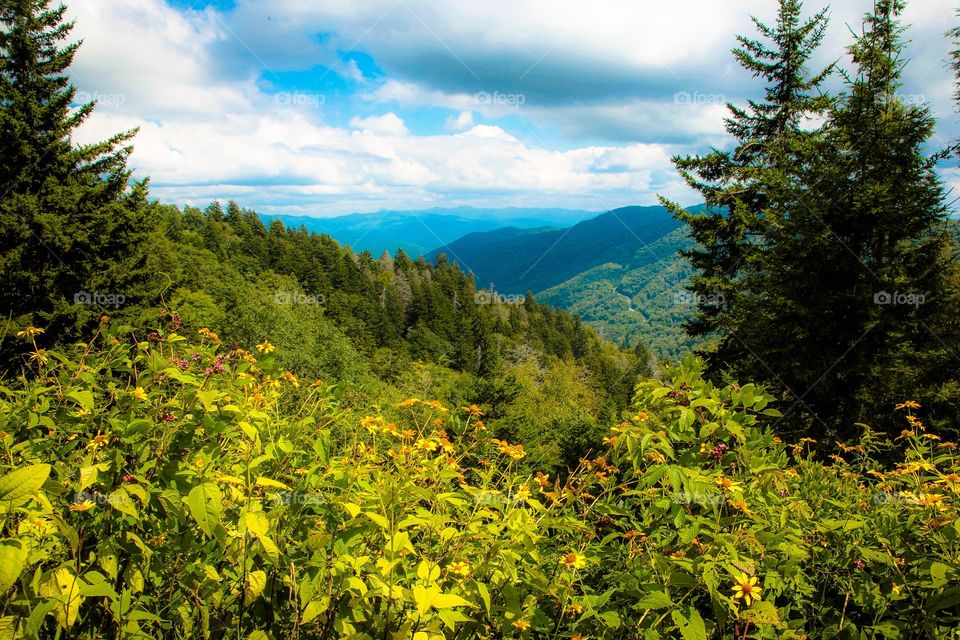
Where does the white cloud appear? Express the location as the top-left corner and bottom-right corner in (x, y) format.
(349, 112), (409, 136)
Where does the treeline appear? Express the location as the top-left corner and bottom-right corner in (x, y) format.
(135, 200), (643, 399)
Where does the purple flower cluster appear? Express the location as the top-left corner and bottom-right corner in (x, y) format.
(712, 442), (729, 462)
(204, 352), (230, 376)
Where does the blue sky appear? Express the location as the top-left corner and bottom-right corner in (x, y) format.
(66, 0), (960, 217)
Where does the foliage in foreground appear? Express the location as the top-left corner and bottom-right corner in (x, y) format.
(0, 325), (958, 639)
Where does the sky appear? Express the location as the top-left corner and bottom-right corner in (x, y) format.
(65, 0), (960, 217)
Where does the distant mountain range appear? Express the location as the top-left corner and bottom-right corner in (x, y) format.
(427, 205), (688, 294)
(260, 207), (595, 257)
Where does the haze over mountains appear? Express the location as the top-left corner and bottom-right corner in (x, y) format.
(261, 207), (594, 258)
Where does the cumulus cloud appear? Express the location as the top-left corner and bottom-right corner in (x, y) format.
(62, 0), (958, 216)
(349, 112), (410, 136)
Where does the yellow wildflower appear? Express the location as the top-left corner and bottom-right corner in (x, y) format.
(716, 476), (743, 492)
(416, 439), (439, 452)
(255, 340), (274, 354)
(512, 620), (531, 631)
(462, 404), (484, 417)
(132, 386), (148, 401)
(515, 485), (531, 503)
(646, 451), (666, 464)
(16, 326), (44, 339)
(731, 572), (762, 606)
(87, 432), (108, 448)
(198, 327), (221, 344)
(559, 552), (586, 570)
(895, 400), (921, 410)
(449, 561), (471, 576)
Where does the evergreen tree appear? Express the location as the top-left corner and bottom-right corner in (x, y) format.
(760, 0), (958, 438)
(661, 0), (830, 368)
(0, 0), (147, 345)
(671, 0), (958, 438)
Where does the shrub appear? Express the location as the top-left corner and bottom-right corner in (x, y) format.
(0, 326), (957, 638)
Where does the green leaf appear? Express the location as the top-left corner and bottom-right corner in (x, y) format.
(599, 611), (621, 628)
(38, 568), (84, 629)
(67, 390), (94, 412)
(475, 582), (491, 616)
(78, 464), (108, 492)
(930, 562), (950, 588)
(0, 464), (50, 505)
(187, 483), (223, 537)
(364, 512), (390, 530)
(674, 607), (706, 640)
(637, 590), (673, 610)
(244, 571), (267, 606)
(413, 585), (473, 615)
(0, 540), (27, 593)
(243, 511), (270, 538)
(108, 487), (138, 518)
(255, 477), (290, 490)
(740, 601), (782, 627)
(416, 561), (440, 583)
(302, 599), (327, 624)
(258, 537), (280, 564)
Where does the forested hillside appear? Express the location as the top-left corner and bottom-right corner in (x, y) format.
(539, 227), (697, 358)
(429, 205), (684, 294)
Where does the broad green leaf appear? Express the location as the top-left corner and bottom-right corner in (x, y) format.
(258, 537), (280, 564)
(38, 568), (84, 629)
(302, 599), (327, 624)
(187, 483), (223, 537)
(674, 607), (706, 640)
(416, 561), (440, 583)
(740, 601), (782, 627)
(244, 571), (267, 606)
(637, 590), (673, 610)
(413, 584), (474, 615)
(0, 464), (50, 505)
(243, 511), (270, 538)
(108, 487), (138, 518)
(67, 390), (94, 412)
(364, 512), (390, 530)
(0, 540), (27, 592)
(0, 616), (16, 640)
(255, 477), (290, 490)
(78, 464), (108, 492)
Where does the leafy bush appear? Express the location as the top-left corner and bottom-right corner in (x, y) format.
(0, 324), (957, 638)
